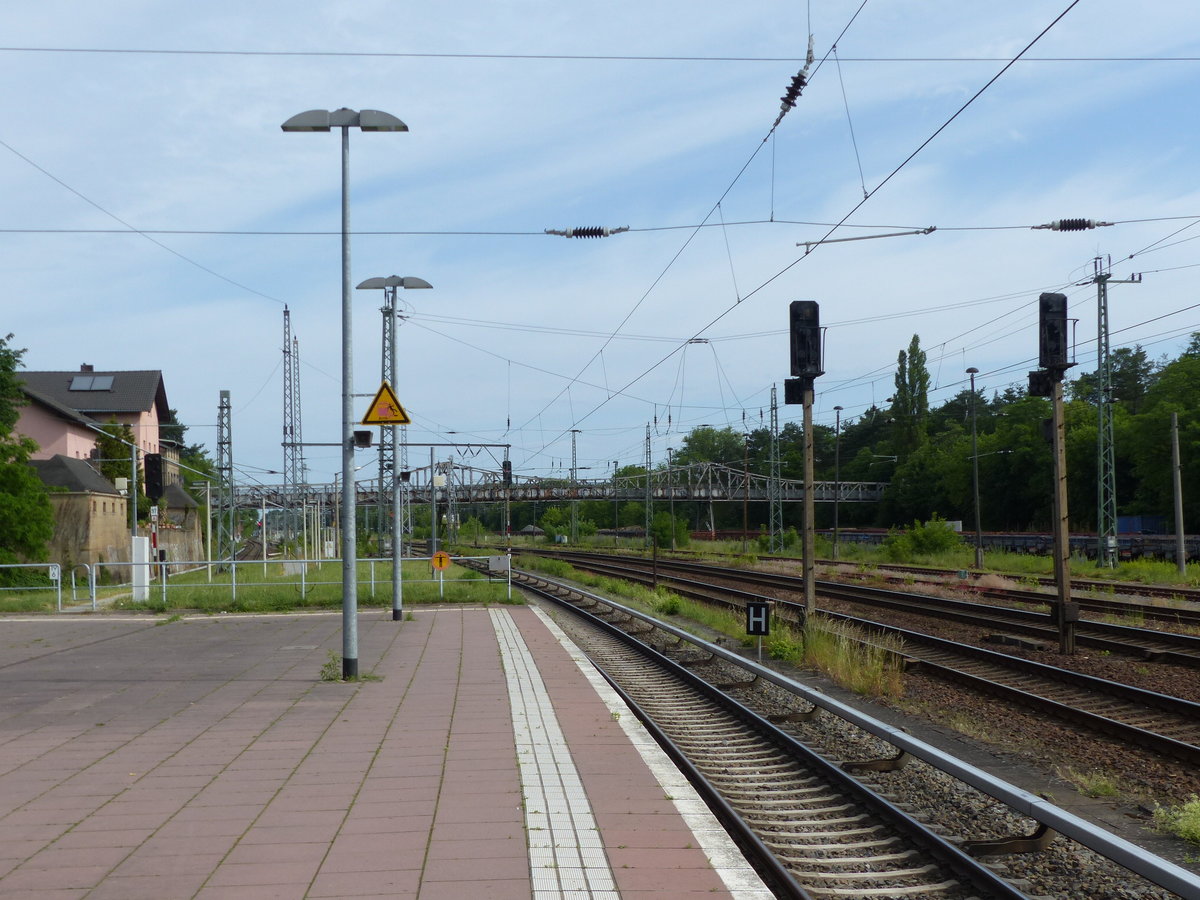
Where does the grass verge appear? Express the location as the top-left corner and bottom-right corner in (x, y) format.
(515, 555), (905, 699)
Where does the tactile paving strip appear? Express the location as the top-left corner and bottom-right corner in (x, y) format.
(491, 609), (620, 900)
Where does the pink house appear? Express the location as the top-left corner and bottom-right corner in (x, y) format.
(17, 364), (169, 462)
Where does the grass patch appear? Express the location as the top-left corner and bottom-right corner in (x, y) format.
(319, 651), (342, 681)
(516, 554), (904, 698)
(1154, 795), (1200, 845)
(1062, 767), (1122, 799)
(318, 650), (383, 683)
(0, 593), (59, 613)
(942, 710), (993, 742)
(515, 554), (741, 639)
(801, 614), (905, 698)
(101, 559), (514, 614)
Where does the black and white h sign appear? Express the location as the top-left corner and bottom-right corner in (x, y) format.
(745, 601), (771, 636)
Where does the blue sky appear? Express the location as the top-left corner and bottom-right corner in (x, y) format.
(3, 1), (1200, 489)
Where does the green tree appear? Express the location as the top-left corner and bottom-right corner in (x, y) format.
(891, 335), (930, 456)
(676, 426), (745, 466)
(539, 506), (567, 540)
(160, 408), (186, 445)
(0, 334), (54, 573)
(649, 510), (687, 549)
(1124, 352), (1200, 528)
(94, 419), (135, 485)
(1068, 345), (1157, 412)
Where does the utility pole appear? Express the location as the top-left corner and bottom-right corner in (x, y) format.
(1081, 257), (1141, 567)
(666, 446), (676, 550)
(833, 406), (843, 561)
(644, 425), (652, 549)
(1173, 412), (1186, 576)
(967, 367), (984, 569)
(742, 434), (750, 554)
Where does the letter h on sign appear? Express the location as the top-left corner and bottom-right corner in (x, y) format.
(745, 601), (771, 636)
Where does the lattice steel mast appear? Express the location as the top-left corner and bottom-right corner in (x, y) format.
(282, 308), (304, 551)
(1083, 257), (1141, 567)
(644, 425), (652, 548)
(768, 384), (783, 552)
(216, 390), (234, 562)
(378, 287), (397, 551)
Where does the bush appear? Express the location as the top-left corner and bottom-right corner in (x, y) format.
(883, 515), (962, 560)
(1154, 795), (1200, 845)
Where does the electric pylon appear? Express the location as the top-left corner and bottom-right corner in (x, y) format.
(216, 390), (234, 562)
(768, 385), (783, 553)
(1082, 257), (1141, 567)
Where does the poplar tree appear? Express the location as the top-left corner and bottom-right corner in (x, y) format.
(892, 334), (930, 456)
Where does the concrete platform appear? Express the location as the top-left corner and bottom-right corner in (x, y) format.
(0, 605), (772, 899)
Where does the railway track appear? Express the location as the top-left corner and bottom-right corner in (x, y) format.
(825, 560), (1200, 627)
(519, 549), (1200, 766)
(487, 561), (1200, 899)
(669, 546), (1200, 622)
(516, 575), (1028, 899)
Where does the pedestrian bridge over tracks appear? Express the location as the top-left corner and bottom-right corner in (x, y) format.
(233, 461), (886, 508)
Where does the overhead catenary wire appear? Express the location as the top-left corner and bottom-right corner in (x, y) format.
(832, 43), (869, 199)
(555, 0), (1085, 444)
(0, 136), (288, 306)
(515, 0), (874, 463)
(2, 45), (1194, 64)
(2, 214), (1197, 238)
(9, 15), (1196, 476)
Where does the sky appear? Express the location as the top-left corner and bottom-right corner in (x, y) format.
(3, 1), (1200, 492)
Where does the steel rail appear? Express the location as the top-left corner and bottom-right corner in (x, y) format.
(505, 562), (1200, 899)
(531, 551), (1200, 763)
(515, 572), (1027, 900)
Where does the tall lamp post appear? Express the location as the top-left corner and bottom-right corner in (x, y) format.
(832, 406), (843, 560)
(357, 275), (432, 621)
(283, 107), (408, 680)
(966, 367), (984, 569)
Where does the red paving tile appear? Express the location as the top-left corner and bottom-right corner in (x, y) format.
(0, 607), (759, 899)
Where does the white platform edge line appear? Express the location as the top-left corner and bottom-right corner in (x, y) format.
(530, 605), (775, 900)
(491, 608), (619, 898)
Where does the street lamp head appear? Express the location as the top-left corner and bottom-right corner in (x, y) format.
(282, 108), (408, 133)
(356, 276), (433, 290)
(966, 366), (979, 375)
(833, 405), (843, 411)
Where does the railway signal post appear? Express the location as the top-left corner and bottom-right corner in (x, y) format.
(785, 300), (824, 615)
(1031, 292), (1079, 654)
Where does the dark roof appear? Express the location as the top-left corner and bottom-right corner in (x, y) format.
(29, 455), (121, 495)
(18, 384), (101, 429)
(19, 368), (169, 420)
(163, 482), (198, 509)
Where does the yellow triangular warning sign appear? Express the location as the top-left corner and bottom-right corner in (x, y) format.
(361, 381), (411, 425)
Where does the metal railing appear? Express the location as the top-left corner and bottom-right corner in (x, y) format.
(3, 554), (511, 611)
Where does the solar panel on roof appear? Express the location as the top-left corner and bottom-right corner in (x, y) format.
(69, 375), (114, 391)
